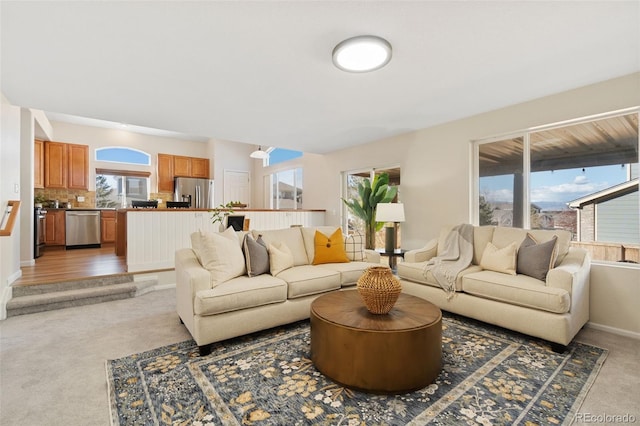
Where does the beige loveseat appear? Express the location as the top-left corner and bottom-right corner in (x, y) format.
(397, 225), (590, 352)
(176, 226), (382, 355)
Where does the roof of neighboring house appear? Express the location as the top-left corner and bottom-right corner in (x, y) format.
(568, 178), (639, 209)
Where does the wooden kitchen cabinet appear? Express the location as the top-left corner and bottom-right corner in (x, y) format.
(44, 141), (68, 188)
(157, 154), (210, 193)
(67, 144), (89, 189)
(44, 210), (66, 246)
(34, 139), (44, 189)
(101, 210), (116, 243)
(191, 157), (210, 178)
(173, 156), (192, 177)
(43, 141), (89, 189)
(157, 154), (175, 193)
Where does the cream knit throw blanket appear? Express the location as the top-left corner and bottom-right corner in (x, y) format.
(423, 224), (474, 300)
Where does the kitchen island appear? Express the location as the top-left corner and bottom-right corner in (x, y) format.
(116, 208), (326, 272)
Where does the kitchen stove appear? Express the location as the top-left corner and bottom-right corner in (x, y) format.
(34, 207), (46, 258)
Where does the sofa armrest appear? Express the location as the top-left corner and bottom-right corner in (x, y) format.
(364, 249), (381, 264)
(546, 247), (590, 324)
(404, 238), (438, 263)
(546, 247), (589, 293)
(175, 248), (211, 327)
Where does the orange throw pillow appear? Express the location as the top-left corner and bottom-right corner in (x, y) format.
(312, 229), (349, 265)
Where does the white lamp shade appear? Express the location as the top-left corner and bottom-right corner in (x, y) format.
(250, 147), (269, 159)
(376, 203), (405, 223)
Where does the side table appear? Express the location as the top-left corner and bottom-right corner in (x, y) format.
(375, 248), (407, 270)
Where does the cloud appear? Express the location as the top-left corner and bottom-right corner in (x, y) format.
(531, 180), (610, 203)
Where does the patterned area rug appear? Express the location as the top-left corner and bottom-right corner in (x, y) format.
(106, 314), (607, 425)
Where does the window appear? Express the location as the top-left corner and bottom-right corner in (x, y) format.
(269, 167), (303, 209)
(95, 148), (152, 208)
(475, 110), (639, 263)
(343, 167), (401, 247)
(95, 147), (150, 166)
(266, 148), (303, 166)
(96, 169), (150, 208)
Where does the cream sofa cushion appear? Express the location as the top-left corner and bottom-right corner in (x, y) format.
(194, 274), (287, 316)
(268, 242), (294, 276)
(462, 271), (570, 314)
(480, 242), (517, 275)
(473, 226), (495, 265)
(275, 265), (341, 299)
(254, 228), (309, 266)
(191, 228), (246, 286)
(491, 227), (527, 251)
(491, 226), (572, 266)
(317, 261), (381, 286)
(437, 225), (495, 266)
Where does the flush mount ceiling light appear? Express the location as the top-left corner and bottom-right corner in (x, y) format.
(332, 35), (392, 73)
(250, 146), (269, 159)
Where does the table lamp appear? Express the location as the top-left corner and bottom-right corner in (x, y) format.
(375, 203), (405, 252)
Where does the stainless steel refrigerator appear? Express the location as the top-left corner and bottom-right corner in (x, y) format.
(174, 177), (214, 208)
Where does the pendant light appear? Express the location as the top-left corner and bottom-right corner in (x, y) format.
(250, 146), (269, 159)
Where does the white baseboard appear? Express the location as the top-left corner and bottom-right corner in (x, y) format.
(8, 269), (22, 285)
(586, 321), (640, 340)
(153, 283), (176, 291)
(20, 259), (35, 267)
(0, 286), (13, 320)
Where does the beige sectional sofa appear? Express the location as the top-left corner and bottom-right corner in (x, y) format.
(397, 225), (590, 352)
(175, 226), (382, 355)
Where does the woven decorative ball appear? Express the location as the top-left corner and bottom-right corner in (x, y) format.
(356, 266), (402, 314)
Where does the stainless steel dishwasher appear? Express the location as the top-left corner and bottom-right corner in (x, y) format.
(65, 210), (101, 249)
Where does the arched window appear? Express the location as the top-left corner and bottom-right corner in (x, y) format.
(95, 147), (151, 166)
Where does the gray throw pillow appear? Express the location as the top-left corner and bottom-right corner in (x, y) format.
(243, 234), (270, 277)
(517, 234), (558, 281)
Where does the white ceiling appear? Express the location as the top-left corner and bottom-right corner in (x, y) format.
(2, 1), (638, 153)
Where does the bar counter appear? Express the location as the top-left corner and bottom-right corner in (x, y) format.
(116, 208), (326, 272)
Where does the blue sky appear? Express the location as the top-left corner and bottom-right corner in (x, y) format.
(480, 164), (629, 206)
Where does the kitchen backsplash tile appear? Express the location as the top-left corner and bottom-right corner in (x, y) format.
(35, 188), (96, 208)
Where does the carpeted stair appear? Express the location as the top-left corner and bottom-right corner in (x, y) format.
(6, 274), (158, 317)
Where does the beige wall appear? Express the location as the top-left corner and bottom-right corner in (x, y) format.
(0, 98), (23, 318)
(590, 264), (640, 336)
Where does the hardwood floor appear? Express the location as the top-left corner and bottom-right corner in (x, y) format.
(14, 244), (127, 286)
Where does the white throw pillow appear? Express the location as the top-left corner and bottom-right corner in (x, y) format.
(480, 241), (517, 275)
(344, 231), (365, 261)
(268, 241), (294, 276)
(197, 227), (246, 286)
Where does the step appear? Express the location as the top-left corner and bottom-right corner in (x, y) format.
(11, 274), (135, 297)
(6, 277), (159, 317)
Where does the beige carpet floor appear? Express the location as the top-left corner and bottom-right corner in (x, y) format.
(1, 288), (638, 425)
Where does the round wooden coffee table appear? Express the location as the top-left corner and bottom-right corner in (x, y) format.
(310, 290), (442, 394)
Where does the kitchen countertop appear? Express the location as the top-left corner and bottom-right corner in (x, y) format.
(44, 208), (116, 211)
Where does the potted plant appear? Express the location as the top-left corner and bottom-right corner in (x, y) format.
(342, 173), (398, 250)
(209, 202), (235, 230)
(34, 194), (47, 208)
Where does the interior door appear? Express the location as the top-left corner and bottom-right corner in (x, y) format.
(224, 170), (250, 207)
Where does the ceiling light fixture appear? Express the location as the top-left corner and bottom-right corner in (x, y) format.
(250, 146), (269, 159)
(332, 35), (392, 73)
